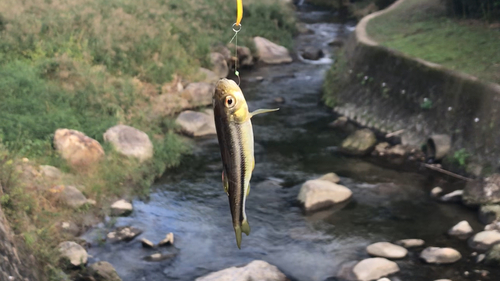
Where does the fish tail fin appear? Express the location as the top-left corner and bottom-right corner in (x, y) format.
(234, 225), (242, 249)
(250, 108), (279, 117)
(241, 219), (251, 236)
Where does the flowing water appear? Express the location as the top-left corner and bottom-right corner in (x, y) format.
(83, 4), (499, 281)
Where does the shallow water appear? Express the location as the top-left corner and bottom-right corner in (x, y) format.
(82, 4), (499, 281)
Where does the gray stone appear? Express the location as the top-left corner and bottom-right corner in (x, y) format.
(477, 253), (486, 263)
(420, 247), (461, 264)
(57, 221), (80, 236)
(182, 82), (215, 107)
(110, 199), (133, 216)
(40, 165), (62, 180)
(469, 230), (500, 250)
(318, 173), (341, 184)
(195, 260), (287, 281)
(88, 261), (122, 281)
(58, 241), (88, 267)
(176, 110), (216, 137)
(60, 185), (88, 209)
(377, 278), (390, 281)
(341, 129), (377, 156)
(395, 239), (425, 248)
(141, 238), (155, 249)
(366, 242), (408, 259)
(448, 220), (473, 238)
(463, 174), (500, 206)
(485, 221), (500, 231)
(430, 187), (443, 198)
(158, 232), (174, 247)
(107, 226), (142, 242)
(198, 68), (219, 84)
(301, 46), (324, 61)
(351, 258), (399, 281)
(329, 116), (349, 128)
(485, 243), (500, 266)
(210, 52), (229, 78)
(297, 179), (352, 212)
(479, 205), (500, 224)
(103, 125), (153, 162)
(143, 252), (177, 262)
(440, 190), (463, 202)
(253, 37), (292, 64)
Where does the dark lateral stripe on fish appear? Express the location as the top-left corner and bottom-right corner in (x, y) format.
(228, 122), (244, 225)
(236, 123), (246, 223)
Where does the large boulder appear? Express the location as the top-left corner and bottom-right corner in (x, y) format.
(253, 37), (292, 64)
(103, 125), (153, 162)
(297, 179), (352, 212)
(54, 129), (104, 169)
(366, 242), (408, 259)
(479, 204), (500, 224)
(341, 129), (377, 156)
(463, 174), (500, 206)
(469, 230), (500, 250)
(195, 260), (287, 281)
(88, 261), (122, 281)
(176, 110), (216, 137)
(59, 185), (88, 209)
(420, 247), (461, 264)
(351, 258), (399, 281)
(181, 82), (215, 107)
(210, 52), (229, 78)
(58, 241), (88, 267)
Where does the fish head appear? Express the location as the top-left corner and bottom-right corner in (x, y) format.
(213, 78), (249, 123)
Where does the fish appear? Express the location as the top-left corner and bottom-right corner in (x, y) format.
(212, 78), (278, 249)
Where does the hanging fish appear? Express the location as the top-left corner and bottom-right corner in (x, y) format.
(213, 78), (278, 249)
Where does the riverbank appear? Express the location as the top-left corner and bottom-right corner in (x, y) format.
(0, 0), (296, 279)
(366, 0), (500, 85)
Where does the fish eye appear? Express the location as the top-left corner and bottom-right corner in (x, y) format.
(225, 96), (236, 108)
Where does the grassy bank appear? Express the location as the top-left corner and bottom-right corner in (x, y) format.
(366, 0), (500, 84)
(0, 0), (296, 279)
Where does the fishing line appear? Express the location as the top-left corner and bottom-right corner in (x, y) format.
(229, 0), (243, 85)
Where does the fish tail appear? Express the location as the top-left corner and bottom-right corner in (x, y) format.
(241, 219), (251, 236)
(234, 225), (242, 249)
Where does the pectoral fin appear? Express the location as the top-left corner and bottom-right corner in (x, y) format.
(250, 108), (279, 117)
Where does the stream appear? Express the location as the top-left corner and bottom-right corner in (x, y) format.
(82, 3), (499, 281)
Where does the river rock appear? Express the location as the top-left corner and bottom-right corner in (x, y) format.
(340, 129), (377, 156)
(351, 258), (399, 281)
(463, 174), (500, 206)
(469, 230), (500, 250)
(110, 199), (133, 216)
(143, 252), (177, 262)
(176, 110), (216, 137)
(198, 68), (220, 84)
(485, 221), (500, 231)
(440, 190), (463, 202)
(181, 82), (215, 107)
(227, 44), (255, 67)
(301, 46), (324, 60)
(141, 238), (155, 249)
(377, 279), (390, 281)
(420, 247), (461, 264)
(58, 241), (88, 267)
(103, 125), (153, 162)
(253, 37), (292, 64)
(56, 221), (80, 236)
(59, 185), (88, 209)
(297, 179), (352, 212)
(107, 226), (142, 242)
(159, 232), (174, 246)
(40, 165), (62, 180)
(88, 261), (122, 281)
(366, 242), (408, 259)
(430, 187), (443, 198)
(479, 204), (500, 224)
(195, 260), (287, 281)
(53, 129), (104, 169)
(485, 243), (500, 266)
(395, 239), (425, 248)
(210, 52), (229, 78)
(448, 220), (474, 238)
(318, 172), (341, 184)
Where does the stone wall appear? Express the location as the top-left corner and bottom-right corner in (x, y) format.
(329, 0), (500, 174)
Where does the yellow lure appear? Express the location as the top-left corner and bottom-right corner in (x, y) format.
(236, 0), (243, 26)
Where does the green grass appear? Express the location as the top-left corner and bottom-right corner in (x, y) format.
(367, 0), (500, 84)
(0, 0), (296, 279)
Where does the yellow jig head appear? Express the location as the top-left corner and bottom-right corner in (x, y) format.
(236, 0), (243, 27)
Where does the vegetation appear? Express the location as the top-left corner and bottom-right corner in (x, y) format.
(444, 0), (500, 20)
(366, 0), (500, 84)
(0, 0), (296, 279)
